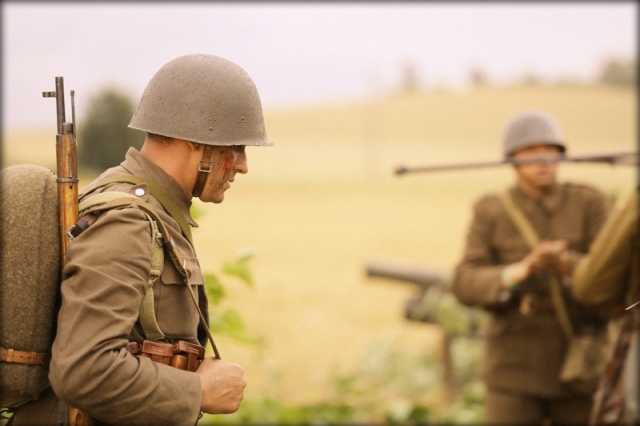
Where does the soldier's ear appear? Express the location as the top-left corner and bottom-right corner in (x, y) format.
(185, 140), (204, 152)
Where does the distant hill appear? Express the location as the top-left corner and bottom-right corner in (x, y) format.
(4, 83), (635, 182)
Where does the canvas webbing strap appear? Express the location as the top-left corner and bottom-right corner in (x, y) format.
(499, 191), (575, 337)
(77, 193), (220, 358)
(79, 192), (166, 340)
(139, 214), (166, 341)
(81, 175), (193, 244)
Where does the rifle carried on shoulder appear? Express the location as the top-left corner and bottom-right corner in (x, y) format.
(43, 78), (90, 426)
(43, 76), (79, 260)
(395, 152), (638, 176)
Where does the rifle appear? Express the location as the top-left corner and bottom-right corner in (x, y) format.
(43, 78), (90, 426)
(43, 76), (79, 259)
(395, 152), (638, 175)
(589, 309), (638, 425)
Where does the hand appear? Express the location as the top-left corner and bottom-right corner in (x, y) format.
(504, 240), (569, 284)
(534, 240), (570, 276)
(197, 358), (246, 414)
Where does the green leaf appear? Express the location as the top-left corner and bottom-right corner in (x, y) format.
(203, 272), (226, 305)
(222, 250), (254, 287)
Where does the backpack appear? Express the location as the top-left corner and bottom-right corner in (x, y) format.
(0, 164), (189, 409)
(0, 165), (60, 408)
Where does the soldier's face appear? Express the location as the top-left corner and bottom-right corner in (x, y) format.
(198, 146), (248, 203)
(512, 144), (562, 190)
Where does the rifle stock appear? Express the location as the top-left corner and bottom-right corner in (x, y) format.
(395, 152), (638, 175)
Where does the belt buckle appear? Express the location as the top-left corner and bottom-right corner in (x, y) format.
(520, 294), (535, 316)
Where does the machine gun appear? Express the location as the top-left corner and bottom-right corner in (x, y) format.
(365, 259), (447, 324)
(365, 259), (483, 333)
(365, 259), (484, 401)
(395, 151), (638, 175)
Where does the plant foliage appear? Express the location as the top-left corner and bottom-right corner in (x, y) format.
(78, 88), (144, 172)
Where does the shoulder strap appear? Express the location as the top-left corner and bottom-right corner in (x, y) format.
(498, 192), (539, 248)
(79, 192), (166, 341)
(499, 191), (575, 337)
(82, 175), (193, 245)
(76, 192), (220, 357)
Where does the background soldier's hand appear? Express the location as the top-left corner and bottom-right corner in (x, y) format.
(504, 240), (569, 285)
(197, 358), (246, 414)
(533, 240), (570, 277)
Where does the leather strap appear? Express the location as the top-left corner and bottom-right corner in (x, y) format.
(191, 145), (215, 198)
(0, 347), (48, 365)
(126, 340), (204, 372)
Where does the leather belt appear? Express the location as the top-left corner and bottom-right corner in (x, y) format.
(0, 347), (48, 366)
(127, 340), (204, 372)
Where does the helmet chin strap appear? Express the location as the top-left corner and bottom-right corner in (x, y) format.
(191, 145), (215, 198)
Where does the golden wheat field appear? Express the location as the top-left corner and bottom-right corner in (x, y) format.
(3, 84), (636, 408)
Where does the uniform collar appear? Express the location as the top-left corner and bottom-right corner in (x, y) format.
(120, 148), (199, 228)
(511, 182), (564, 213)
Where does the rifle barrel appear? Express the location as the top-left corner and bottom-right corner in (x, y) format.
(365, 260), (445, 289)
(395, 152), (638, 175)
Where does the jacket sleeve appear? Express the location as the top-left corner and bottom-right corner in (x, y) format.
(562, 183), (611, 276)
(49, 207), (201, 426)
(572, 189), (638, 306)
(452, 196), (507, 308)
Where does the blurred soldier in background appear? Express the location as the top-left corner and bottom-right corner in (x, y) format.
(9, 54), (273, 425)
(452, 110), (609, 425)
(572, 187), (639, 425)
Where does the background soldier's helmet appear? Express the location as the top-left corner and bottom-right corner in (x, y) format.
(129, 54), (273, 147)
(503, 110), (566, 158)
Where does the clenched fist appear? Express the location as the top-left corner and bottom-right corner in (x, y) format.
(197, 358), (246, 414)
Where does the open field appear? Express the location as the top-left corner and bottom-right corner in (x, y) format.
(3, 84), (636, 407)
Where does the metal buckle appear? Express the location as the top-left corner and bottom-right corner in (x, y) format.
(198, 160), (213, 173)
(519, 294), (535, 316)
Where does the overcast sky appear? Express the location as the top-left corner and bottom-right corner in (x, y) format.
(2, 2), (636, 130)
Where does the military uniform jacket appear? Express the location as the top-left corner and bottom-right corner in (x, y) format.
(12, 148), (207, 426)
(573, 187), (639, 307)
(452, 182), (608, 397)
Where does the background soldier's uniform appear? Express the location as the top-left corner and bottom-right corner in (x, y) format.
(453, 181), (608, 424)
(10, 148), (208, 426)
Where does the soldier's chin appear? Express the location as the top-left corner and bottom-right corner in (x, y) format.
(199, 192), (225, 204)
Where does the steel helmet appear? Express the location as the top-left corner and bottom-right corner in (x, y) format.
(503, 110), (566, 158)
(129, 54), (272, 147)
